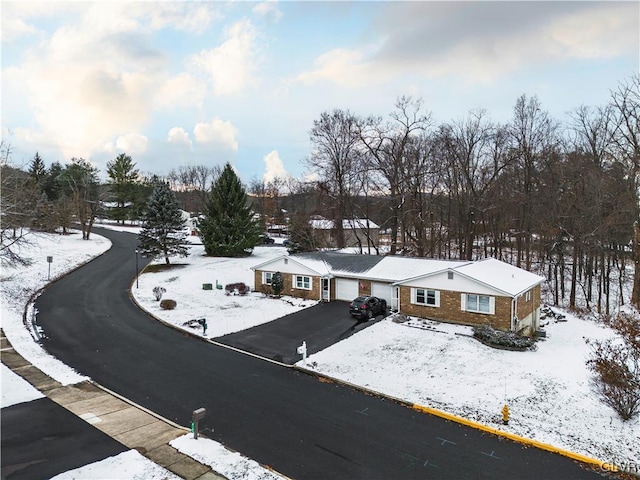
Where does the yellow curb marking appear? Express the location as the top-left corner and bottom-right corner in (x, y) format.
(411, 404), (603, 468)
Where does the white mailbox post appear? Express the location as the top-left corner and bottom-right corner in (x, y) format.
(297, 341), (307, 365)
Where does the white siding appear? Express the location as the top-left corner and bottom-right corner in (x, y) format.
(408, 271), (503, 296)
(371, 282), (393, 303)
(336, 278), (359, 301)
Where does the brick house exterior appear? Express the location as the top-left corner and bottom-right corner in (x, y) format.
(252, 252), (545, 336)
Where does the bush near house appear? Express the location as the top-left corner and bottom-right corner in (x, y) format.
(473, 325), (536, 351)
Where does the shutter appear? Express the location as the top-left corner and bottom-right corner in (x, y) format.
(461, 293), (466, 311)
(489, 296), (495, 315)
(411, 288), (416, 304)
(434, 290), (441, 308)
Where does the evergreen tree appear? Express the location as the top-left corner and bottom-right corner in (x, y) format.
(28, 152), (46, 185)
(287, 212), (316, 253)
(138, 180), (190, 264)
(107, 153), (139, 224)
(199, 163), (261, 257)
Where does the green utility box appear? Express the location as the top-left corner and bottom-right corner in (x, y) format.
(202, 283), (213, 290)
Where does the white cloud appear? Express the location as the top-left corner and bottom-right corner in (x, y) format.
(262, 150), (288, 183)
(194, 119), (238, 151)
(115, 133), (148, 154)
(253, 1), (282, 22)
(294, 2), (638, 86)
(155, 73), (207, 109)
(167, 127), (193, 149)
(188, 19), (259, 95)
(1, 17), (39, 42)
(294, 48), (380, 88)
(149, 3), (218, 34)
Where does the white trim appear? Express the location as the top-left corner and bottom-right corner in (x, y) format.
(463, 293), (493, 315)
(412, 288), (440, 307)
(294, 275), (312, 290)
(262, 271), (273, 285)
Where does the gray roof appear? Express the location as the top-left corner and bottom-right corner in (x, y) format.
(293, 251), (384, 274)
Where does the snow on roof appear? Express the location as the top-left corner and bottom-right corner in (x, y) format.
(453, 258), (546, 296)
(309, 216), (380, 230)
(366, 257), (469, 282)
(252, 253), (544, 296)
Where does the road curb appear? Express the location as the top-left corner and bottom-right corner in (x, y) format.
(409, 404), (604, 468)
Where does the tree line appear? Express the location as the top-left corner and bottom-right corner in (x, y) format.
(254, 75), (637, 315)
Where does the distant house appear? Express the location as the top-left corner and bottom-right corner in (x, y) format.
(251, 252), (545, 336)
(309, 215), (379, 249)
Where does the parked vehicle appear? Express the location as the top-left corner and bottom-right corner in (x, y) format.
(349, 296), (387, 320)
(258, 234), (275, 245)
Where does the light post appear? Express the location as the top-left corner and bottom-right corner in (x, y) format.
(135, 249), (139, 289)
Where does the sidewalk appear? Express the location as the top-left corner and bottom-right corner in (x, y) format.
(1, 329), (226, 480)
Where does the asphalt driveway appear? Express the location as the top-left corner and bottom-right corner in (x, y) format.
(215, 301), (385, 364)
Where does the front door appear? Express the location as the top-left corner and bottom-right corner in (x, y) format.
(321, 278), (330, 301)
(391, 286), (399, 311)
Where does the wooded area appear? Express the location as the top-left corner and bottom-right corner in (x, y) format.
(251, 75), (640, 315)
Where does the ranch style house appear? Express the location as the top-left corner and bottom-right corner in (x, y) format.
(252, 252), (546, 336)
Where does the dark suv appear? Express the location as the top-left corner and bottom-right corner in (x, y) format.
(349, 296), (387, 320)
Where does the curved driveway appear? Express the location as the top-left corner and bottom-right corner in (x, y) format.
(35, 228), (605, 480)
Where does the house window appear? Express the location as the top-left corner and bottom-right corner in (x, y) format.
(465, 294), (492, 314)
(295, 275), (312, 290)
(525, 290), (531, 302)
(263, 272), (273, 285)
(414, 288), (439, 307)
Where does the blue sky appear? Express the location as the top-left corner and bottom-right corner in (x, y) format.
(1, 1), (638, 185)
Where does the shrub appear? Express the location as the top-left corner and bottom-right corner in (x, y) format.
(587, 313), (640, 421)
(473, 325), (536, 350)
(271, 272), (284, 297)
(153, 286), (166, 301)
(160, 299), (177, 310)
(225, 282), (249, 295)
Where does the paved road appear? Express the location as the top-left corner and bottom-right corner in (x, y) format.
(1, 397), (127, 480)
(31, 228), (607, 480)
(217, 301), (383, 363)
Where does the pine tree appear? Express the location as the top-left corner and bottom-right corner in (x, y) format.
(199, 163), (261, 257)
(28, 152), (47, 185)
(107, 153), (139, 224)
(138, 180), (190, 264)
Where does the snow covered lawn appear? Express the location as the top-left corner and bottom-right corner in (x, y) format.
(298, 315), (639, 464)
(131, 243), (317, 338)
(1, 230), (111, 385)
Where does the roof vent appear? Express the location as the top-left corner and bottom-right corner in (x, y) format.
(284, 258), (288, 265)
(448, 271), (454, 280)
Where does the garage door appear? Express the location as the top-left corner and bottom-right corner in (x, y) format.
(371, 282), (392, 304)
(335, 278), (359, 301)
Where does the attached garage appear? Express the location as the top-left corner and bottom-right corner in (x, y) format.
(335, 278), (359, 301)
(371, 282), (393, 304)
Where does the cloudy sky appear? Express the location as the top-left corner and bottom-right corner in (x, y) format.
(1, 1), (638, 184)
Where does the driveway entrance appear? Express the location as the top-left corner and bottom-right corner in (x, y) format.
(215, 301), (383, 364)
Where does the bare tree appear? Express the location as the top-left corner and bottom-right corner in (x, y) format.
(587, 312), (640, 421)
(307, 109), (362, 248)
(438, 110), (510, 260)
(57, 158), (105, 240)
(358, 96), (432, 255)
(508, 94), (559, 269)
(609, 75), (640, 306)
(0, 142), (39, 266)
